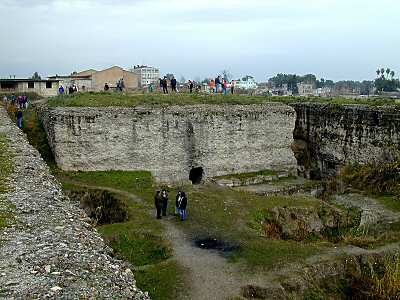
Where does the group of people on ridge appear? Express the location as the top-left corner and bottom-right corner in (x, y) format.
(159, 77), (198, 94)
(154, 190), (188, 221)
(209, 75), (236, 95)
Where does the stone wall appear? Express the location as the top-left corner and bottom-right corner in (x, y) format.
(39, 104), (297, 183)
(291, 103), (400, 179)
(0, 107), (148, 299)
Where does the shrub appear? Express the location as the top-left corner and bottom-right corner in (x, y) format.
(340, 158), (400, 197)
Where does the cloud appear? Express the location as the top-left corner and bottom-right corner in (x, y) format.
(0, 0), (399, 81)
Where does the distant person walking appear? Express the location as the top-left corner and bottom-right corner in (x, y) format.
(215, 76), (222, 93)
(59, 85), (65, 95)
(188, 80), (194, 93)
(162, 77), (169, 94)
(161, 189), (169, 216)
(154, 191), (163, 219)
(16, 109), (23, 129)
(171, 77), (177, 93)
(231, 80), (235, 94)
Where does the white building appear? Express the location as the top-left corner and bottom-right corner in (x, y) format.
(131, 65), (160, 87)
(235, 75), (258, 90)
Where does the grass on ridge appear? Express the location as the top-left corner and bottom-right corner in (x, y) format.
(46, 91), (400, 108)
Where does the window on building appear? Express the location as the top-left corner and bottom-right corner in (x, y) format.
(46, 81), (52, 89)
(28, 82), (34, 89)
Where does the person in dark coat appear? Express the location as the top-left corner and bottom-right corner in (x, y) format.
(16, 109), (23, 129)
(188, 80), (194, 93)
(154, 191), (163, 219)
(179, 192), (188, 221)
(161, 189), (169, 216)
(175, 191), (181, 216)
(162, 77), (168, 94)
(171, 77), (177, 93)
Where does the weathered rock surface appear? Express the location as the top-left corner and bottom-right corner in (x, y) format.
(332, 193), (400, 228)
(0, 108), (149, 299)
(258, 204), (356, 241)
(291, 103), (400, 179)
(39, 104), (297, 183)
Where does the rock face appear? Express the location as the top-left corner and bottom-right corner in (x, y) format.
(39, 104), (297, 183)
(259, 205), (357, 241)
(291, 103), (400, 179)
(0, 108), (149, 299)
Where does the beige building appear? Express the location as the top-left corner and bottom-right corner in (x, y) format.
(49, 66), (140, 92)
(297, 83), (315, 96)
(0, 79), (60, 97)
(91, 66), (139, 91)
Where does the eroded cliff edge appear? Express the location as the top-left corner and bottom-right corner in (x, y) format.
(291, 103), (400, 179)
(0, 108), (149, 299)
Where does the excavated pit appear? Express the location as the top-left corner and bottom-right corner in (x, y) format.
(66, 189), (129, 225)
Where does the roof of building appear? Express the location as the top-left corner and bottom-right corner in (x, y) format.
(0, 78), (60, 83)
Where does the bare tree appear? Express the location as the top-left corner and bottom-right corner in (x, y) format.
(221, 69), (232, 81)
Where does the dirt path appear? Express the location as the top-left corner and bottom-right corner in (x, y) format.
(62, 179), (275, 300)
(63, 180), (400, 299)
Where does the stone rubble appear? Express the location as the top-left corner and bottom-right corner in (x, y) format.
(0, 108), (149, 299)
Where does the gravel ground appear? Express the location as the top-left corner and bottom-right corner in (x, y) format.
(0, 107), (149, 299)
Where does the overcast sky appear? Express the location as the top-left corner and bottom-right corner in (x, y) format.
(0, 0), (399, 81)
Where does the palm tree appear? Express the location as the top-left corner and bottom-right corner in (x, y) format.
(376, 69), (381, 77)
(390, 70), (395, 79)
(386, 68), (391, 78)
(381, 68), (385, 77)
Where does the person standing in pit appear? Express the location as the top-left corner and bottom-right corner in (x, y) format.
(16, 109), (23, 129)
(2, 95), (8, 107)
(175, 191), (181, 216)
(154, 191), (163, 219)
(179, 192), (188, 221)
(161, 189), (169, 216)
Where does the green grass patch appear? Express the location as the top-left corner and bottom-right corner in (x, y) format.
(214, 169), (278, 181)
(47, 92), (399, 108)
(231, 238), (321, 270)
(134, 260), (186, 300)
(60, 170), (155, 202)
(376, 195), (400, 212)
